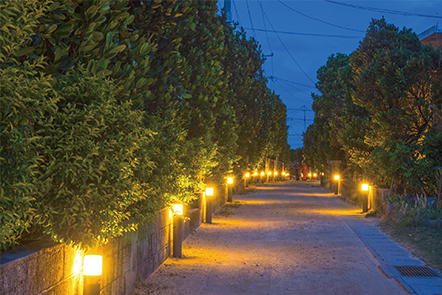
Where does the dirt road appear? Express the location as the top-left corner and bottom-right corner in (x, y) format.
(134, 181), (407, 295)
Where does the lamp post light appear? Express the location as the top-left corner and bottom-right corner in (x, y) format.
(274, 171), (278, 181)
(244, 172), (250, 188)
(171, 203), (184, 258)
(205, 187), (214, 223)
(260, 171), (265, 183)
(313, 172), (317, 180)
(227, 177), (233, 202)
(333, 174), (340, 195)
(83, 255), (102, 295)
(252, 171), (258, 184)
(361, 183), (369, 213)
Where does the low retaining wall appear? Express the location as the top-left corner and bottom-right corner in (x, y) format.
(0, 187), (226, 295)
(322, 178), (389, 214)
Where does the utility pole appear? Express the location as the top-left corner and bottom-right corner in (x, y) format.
(264, 53), (274, 90)
(224, 0), (231, 23)
(301, 105), (307, 132)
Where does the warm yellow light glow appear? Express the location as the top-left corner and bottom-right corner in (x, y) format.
(172, 203), (184, 216)
(253, 172), (258, 176)
(227, 177), (233, 184)
(313, 173), (317, 177)
(72, 249), (83, 275)
(245, 172), (250, 178)
(274, 171), (278, 176)
(308, 173), (311, 177)
(260, 171), (265, 176)
(268, 171), (272, 176)
(84, 255), (102, 276)
(206, 187), (214, 196)
(334, 174), (340, 181)
(361, 183), (369, 191)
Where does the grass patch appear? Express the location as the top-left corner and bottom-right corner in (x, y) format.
(379, 218), (442, 273)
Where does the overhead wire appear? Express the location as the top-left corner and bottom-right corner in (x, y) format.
(258, 0), (316, 85)
(275, 77), (316, 89)
(246, 0), (256, 39)
(261, 2), (274, 91)
(278, 79), (312, 96)
(276, 0), (365, 33)
(324, 0), (442, 19)
(232, 0), (243, 26)
(243, 28), (362, 39)
(276, 80), (312, 104)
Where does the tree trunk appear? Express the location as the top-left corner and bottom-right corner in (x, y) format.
(388, 172), (396, 199)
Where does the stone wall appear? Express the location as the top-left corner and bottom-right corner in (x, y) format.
(0, 188), (227, 295)
(322, 178), (389, 213)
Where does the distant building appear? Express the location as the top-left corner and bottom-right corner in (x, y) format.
(418, 25), (442, 50)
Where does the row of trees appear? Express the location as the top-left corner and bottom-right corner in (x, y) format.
(304, 18), (442, 201)
(0, 0), (289, 252)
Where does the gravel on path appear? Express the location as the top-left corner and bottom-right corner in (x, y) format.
(133, 181), (407, 295)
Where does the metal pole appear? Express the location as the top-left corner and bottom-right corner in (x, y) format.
(84, 276), (100, 295)
(362, 192), (368, 213)
(173, 216), (183, 258)
(205, 196), (212, 224)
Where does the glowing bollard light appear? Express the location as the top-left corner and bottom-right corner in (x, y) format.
(172, 203), (184, 258)
(83, 255), (102, 295)
(205, 187), (214, 224)
(361, 183), (369, 213)
(244, 172), (250, 188)
(333, 174), (340, 195)
(313, 173), (317, 179)
(260, 171), (265, 183)
(227, 177), (234, 202)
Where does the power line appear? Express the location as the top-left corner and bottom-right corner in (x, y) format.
(245, 0), (256, 39)
(277, 79), (312, 96)
(258, 0), (316, 85)
(261, 4), (274, 91)
(232, 0), (243, 26)
(276, 80), (311, 104)
(324, 0), (442, 19)
(276, 0), (365, 33)
(275, 77), (316, 88)
(243, 28), (362, 39)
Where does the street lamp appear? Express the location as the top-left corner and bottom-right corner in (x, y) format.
(205, 187), (214, 223)
(172, 203), (184, 258)
(361, 183), (369, 212)
(227, 177), (233, 202)
(333, 174), (340, 195)
(83, 255), (102, 295)
(244, 172), (250, 188)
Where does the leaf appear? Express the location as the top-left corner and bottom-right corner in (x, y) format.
(86, 5), (98, 17)
(15, 47), (35, 57)
(97, 69), (112, 77)
(108, 44), (126, 54)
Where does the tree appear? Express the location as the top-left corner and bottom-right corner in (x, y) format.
(350, 17), (442, 190)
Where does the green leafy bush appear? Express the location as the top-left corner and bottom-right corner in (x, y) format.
(32, 69), (153, 248)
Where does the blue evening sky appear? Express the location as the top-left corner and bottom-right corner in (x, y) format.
(216, 0), (442, 149)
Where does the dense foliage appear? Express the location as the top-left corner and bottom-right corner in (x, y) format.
(304, 18), (442, 201)
(0, 0), (289, 252)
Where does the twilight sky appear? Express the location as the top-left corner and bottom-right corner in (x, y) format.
(216, 0), (442, 149)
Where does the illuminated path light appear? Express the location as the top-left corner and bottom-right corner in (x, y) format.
(142, 182), (420, 294)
